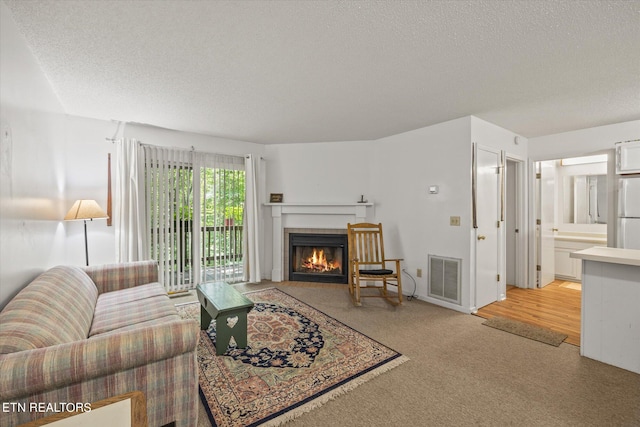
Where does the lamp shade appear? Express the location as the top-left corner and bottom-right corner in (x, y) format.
(64, 200), (109, 221)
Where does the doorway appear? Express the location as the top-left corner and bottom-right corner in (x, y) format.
(505, 157), (526, 288)
(533, 153), (610, 287)
(473, 147), (527, 312)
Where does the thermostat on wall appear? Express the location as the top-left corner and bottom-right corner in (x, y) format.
(429, 185), (439, 194)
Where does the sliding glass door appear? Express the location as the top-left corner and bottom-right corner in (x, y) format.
(144, 146), (245, 292)
(197, 157), (245, 285)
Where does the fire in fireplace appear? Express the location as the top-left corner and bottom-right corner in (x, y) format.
(289, 233), (348, 283)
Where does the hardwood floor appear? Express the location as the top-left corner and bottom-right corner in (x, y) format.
(475, 280), (581, 346)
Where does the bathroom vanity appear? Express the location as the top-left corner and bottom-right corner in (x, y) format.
(570, 247), (640, 374)
(554, 232), (607, 281)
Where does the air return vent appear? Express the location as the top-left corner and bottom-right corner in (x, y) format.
(428, 255), (461, 304)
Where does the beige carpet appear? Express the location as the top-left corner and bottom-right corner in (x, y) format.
(172, 282), (640, 427)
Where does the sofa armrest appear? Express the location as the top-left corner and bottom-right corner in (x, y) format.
(0, 319), (198, 401)
(84, 260), (159, 294)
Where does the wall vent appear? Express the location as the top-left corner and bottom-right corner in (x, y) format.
(428, 255), (461, 305)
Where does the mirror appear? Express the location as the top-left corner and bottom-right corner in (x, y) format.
(563, 174), (607, 224)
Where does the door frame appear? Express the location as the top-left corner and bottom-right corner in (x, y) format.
(503, 154), (529, 292)
(471, 147), (530, 312)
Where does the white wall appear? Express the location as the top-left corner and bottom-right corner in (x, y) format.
(0, 5), (122, 307)
(123, 123), (265, 157)
(63, 116), (119, 267)
(528, 120), (640, 161)
(263, 117), (483, 312)
(262, 116), (528, 313)
(471, 116), (528, 159)
(1, 2), (69, 308)
(372, 117), (473, 310)
(262, 140), (372, 277)
(264, 140), (371, 204)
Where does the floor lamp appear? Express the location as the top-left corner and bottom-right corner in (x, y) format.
(65, 200), (109, 266)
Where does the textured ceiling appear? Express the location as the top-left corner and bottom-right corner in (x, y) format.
(4, 0), (640, 144)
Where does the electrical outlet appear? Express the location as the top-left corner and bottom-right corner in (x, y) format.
(450, 216), (461, 226)
(417, 268), (422, 278)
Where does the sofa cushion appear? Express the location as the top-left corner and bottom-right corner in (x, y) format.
(0, 266), (98, 354)
(93, 282), (168, 308)
(90, 284), (178, 336)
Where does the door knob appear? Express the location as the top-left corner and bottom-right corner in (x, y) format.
(477, 235), (486, 240)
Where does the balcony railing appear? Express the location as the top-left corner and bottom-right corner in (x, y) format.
(153, 222), (244, 285)
(200, 224), (243, 265)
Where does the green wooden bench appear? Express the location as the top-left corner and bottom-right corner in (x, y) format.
(196, 282), (254, 355)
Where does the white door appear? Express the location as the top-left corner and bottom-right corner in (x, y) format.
(475, 145), (501, 309)
(538, 160), (555, 288)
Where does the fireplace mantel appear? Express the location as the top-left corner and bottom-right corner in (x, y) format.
(266, 202), (373, 281)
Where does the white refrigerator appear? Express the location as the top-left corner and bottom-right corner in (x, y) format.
(618, 176), (640, 249)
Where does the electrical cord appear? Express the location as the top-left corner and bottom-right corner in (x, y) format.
(401, 268), (417, 301)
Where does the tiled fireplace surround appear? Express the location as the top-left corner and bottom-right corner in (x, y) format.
(267, 203), (373, 282)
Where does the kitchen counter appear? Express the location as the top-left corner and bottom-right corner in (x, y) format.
(570, 246), (640, 266)
(570, 246), (640, 374)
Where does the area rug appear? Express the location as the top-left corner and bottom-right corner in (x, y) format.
(176, 288), (408, 427)
(482, 316), (567, 347)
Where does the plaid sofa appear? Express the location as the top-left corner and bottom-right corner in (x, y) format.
(0, 261), (199, 427)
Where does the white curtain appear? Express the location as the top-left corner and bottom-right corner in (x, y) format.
(243, 154), (262, 282)
(114, 138), (147, 262)
(143, 145), (194, 292)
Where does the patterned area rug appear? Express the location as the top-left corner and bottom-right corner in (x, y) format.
(177, 288), (408, 427)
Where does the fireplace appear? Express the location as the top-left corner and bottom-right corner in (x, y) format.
(289, 233), (348, 284)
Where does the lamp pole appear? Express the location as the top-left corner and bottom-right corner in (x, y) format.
(84, 219), (90, 266)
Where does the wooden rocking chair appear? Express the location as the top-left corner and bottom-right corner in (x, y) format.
(347, 222), (403, 306)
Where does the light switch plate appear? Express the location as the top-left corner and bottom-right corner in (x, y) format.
(450, 216), (461, 226)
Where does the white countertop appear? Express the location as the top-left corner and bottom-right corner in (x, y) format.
(570, 246), (640, 266)
(554, 232), (607, 244)
(554, 235), (607, 244)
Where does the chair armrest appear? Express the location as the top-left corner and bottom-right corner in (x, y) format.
(84, 261), (159, 294)
(0, 319), (198, 401)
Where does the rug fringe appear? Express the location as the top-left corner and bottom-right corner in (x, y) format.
(261, 355), (410, 427)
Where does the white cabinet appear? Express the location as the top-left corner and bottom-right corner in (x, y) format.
(555, 246), (581, 281)
(616, 140), (640, 175)
(554, 238), (603, 281)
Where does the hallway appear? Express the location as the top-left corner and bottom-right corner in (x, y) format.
(475, 280), (581, 346)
